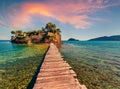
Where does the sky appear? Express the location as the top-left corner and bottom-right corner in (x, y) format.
(0, 0), (120, 40)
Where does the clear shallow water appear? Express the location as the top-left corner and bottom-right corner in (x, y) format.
(61, 41), (120, 89)
(0, 41), (43, 64)
(0, 41), (48, 89)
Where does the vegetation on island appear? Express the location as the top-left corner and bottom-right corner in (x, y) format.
(11, 22), (61, 46)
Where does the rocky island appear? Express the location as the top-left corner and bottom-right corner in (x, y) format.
(11, 22), (61, 47)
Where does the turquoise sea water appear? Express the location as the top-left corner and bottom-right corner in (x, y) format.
(61, 41), (120, 89)
(0, 40), (48, 89)
(0, 41), (120, 89)
(0, 41), (43, 65)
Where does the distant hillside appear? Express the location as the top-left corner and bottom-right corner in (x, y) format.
(68, 38), (79, 41)
(88, 35), (120, 41)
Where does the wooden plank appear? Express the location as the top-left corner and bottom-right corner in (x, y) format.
(34, 83), (80, 89)
(40, 67), (72, 72)
(41, 62), (70, 68)
(38, 70), (76, 77)
(33, 43), (87, 89)
(36, 75), (75, 83)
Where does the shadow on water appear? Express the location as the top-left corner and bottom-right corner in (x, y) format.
(27, 46), (50, 89)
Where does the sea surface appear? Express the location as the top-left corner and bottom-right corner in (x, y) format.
(0, 40), (48, 89)
(0, 40), (120, 89)
(61, 41), (120, 89)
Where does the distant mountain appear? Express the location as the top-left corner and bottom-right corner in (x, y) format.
(68, 38), (79, 41)
(88, 35), (120, 41)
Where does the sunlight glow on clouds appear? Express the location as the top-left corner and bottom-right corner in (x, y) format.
(1, 0), (120, 29)
(0, 20), (4, 25)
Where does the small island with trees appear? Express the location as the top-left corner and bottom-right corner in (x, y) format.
(11, 22), (61, 47)
(68, 38), (79, 41)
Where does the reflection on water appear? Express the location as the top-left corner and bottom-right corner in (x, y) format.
(61, 41), (120, 89)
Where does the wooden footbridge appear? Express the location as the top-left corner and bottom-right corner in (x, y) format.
(33, 43), (87, 89)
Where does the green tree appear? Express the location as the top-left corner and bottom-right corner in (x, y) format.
(54, 28), (61, 34)
(37, 30), (42, 35)
(45, 22), (56, 32)
(16, 30), (23, 36)
(11, 30), (16, 34)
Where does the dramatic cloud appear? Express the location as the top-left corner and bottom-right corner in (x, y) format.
(3, 0), (120, 29)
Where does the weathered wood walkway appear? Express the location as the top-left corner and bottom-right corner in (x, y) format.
(33, 43), (87, 89)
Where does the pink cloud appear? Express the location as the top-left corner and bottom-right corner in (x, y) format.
(6, 0), (120, 29)
(0, 20), (4, 25)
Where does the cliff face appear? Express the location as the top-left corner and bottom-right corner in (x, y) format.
(30, 34), (45, 43)
(11, 32), (47, 44)
(54, 34), (61, 48)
